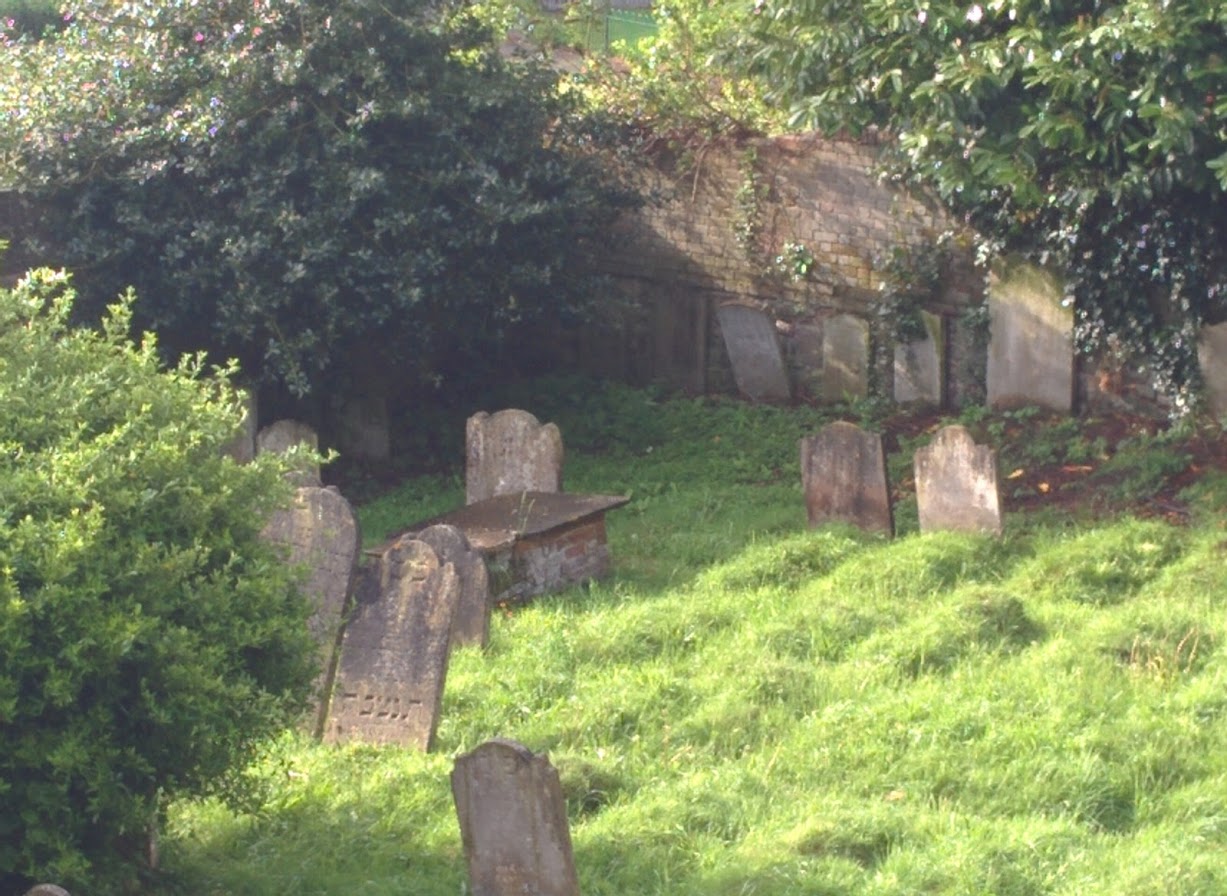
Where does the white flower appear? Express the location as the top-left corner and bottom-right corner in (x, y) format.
(966, 4), (984, 22)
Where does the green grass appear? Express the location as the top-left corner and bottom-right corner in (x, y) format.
(160, 385), (1227, 896)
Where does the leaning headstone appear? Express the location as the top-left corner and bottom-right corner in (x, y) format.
(451, 739), (580, 896)
(261, 486), (360, 736)
(821, 313), (870, 401)
(25, 886), (72, 896)
(220, 389), (257, 464)
(256, 418), (321, 486)
(800, 421), (893, 535)
(466, 409), (564, 505)
(716, 302), (792, 402)
(914, 425), (1003, 536)
(894, 311), (944, 405)
(324, 538), (459, 750)
(414, 524), (491, 650)
(1198, 321), (1227, 420)
(987, 256), (1074, 412)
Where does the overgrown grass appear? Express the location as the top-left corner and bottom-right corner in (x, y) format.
(161, 382), (1227, 896)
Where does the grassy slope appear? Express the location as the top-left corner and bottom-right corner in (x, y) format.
(164, 384), (1227, 896)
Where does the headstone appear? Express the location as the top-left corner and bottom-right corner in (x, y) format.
(220, 389), (257, 463)
(1198, 321), (1227, 420)
(324, 538), (459, 750)
(791, 321), (825, 398)
(25, 886), (72, 896)
(451, 739), (580, 896)
(334, 394), (391, 461)
(715, 302), (792, 402)
(894, 311), (944, 405)
(466, 410), (564, 505)
(256, 418), (321, 486)
(821, 313), (870, 401)
(986, 256), (1074, 412)
(414, 524), (491, 650)
(800, 421), (893, 535)
(261, 486), (360, 736)
(913, 424), (1003, 536)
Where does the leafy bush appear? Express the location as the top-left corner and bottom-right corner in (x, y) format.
(0, 0), (637, 397)
(0, 270), (317, 892)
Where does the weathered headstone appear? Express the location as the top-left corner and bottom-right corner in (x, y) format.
(894, 311), (944, 405)
(800, 421), (893, 535)
(987, 256), (1074, 412)
(1198, 321), (1227, 420)
(334, 394), (391, 461)
(220, 389), (257, 464)
(324, 538), (459, 750)
(821, 313), (870, 401)
(256, 418), (321, 486)
(414, 524), (491, 650)
(913, 425), (1003, 536)
(25, 886), (72, 896)
(466, 409), (564, 505)
(715, 302), (792, 402)
(451, 739), (580, 896)
(791, 320), (825, 398)
(261, 485), (360, 736)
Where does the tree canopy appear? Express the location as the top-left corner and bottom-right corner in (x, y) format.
(0, 0), (636, 397)
(742, 0), (1227, 407)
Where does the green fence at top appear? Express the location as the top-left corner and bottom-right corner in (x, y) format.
(577, 7), (658, 54)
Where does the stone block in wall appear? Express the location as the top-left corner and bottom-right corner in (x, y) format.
(987, 256), (1074, 412)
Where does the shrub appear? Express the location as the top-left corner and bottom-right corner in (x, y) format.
(0, 0), (637, 397)
(0, 269), (317, 892)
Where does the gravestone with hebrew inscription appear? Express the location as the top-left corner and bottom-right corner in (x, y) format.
(894, 311), (944, 405)
(261, 485), (360, 736)
(256, 418), (321, 486)
(914, 425), (1003, 536)
(465, 409), (564, 505)
(800, 421), (893, 535)
(414, 524), (490, 650)
(987, 256), (1074, 412)
(821, 313), (870, 401)
(716, 302), (791, 402)
(324, 538), (459, 750)
(451, 739), (580, 896)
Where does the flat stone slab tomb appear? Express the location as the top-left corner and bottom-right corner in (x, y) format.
(373, 491), (630, 603)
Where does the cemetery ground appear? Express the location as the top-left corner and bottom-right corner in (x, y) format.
(160, 382), (1227, 896)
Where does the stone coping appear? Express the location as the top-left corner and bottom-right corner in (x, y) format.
(370, 491), (631, 556)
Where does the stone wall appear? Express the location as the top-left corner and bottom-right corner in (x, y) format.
(554, 133), (987, 406)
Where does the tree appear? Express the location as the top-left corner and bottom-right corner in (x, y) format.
(741, 0), (1227, 408)
(0, 268), (317, 892)
(0, 0), (637, 398)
